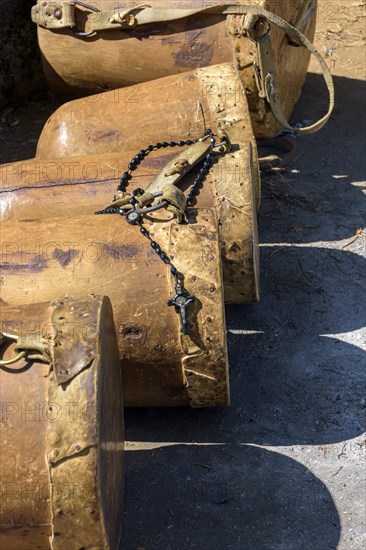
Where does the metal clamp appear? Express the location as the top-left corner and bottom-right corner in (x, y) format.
(70, 0), (101, 36)
(31, 2), (76, 29)
(31, 1), (102, 36)
(122, 200), (169, 224)
(118, 191), (169, 220)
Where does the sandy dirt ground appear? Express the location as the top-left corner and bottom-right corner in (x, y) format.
(0, 1), (365, 549)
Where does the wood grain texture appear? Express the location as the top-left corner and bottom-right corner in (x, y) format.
(31, 64), (260, 302)
(0, 296), (124, 549)
(35, 64), (257, 162)
(36, 0), (316, 137)
(0, 211), (228, 407)
(0, 145), (258, 303)
(2, 66), (259, 304)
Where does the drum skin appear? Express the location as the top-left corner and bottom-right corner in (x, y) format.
(0, 296), (124, 549)
(36, 0), (317, 137)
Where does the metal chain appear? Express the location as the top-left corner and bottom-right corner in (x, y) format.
(95, 129), (216, 335)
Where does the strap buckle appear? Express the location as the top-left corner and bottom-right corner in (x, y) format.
(32, 1), (139, 35)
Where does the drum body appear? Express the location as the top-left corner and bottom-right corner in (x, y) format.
(3, 65), (260, 305)
(0, 296), (124, 549)
(35, 63), (260, 187)
(34, 0), (317, 137)
(0, 211), (229, 407)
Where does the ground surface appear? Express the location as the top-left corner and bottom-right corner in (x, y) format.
(0, 1), (365, 549)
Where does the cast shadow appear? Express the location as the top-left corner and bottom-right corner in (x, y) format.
(124, 247), (365, 448)
(121, 444), (340, 550)
(121, 72), (364, 548)
(225, 245), (365, 447)
(259, 73), (365, 243)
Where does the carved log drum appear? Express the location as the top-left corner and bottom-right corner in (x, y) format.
(0, 295), (124, 549)
(33, 0), (317, 137)
(2, 66), (260, 305)
(0, 211), (229, 407)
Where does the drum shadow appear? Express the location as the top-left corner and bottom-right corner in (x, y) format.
(119, 72), (363, 549)
(122, 249), (361, 547)
(121, 443), (340, 550)
(260, 73), (365, 243)
(225, 245), (365, 446)
(125, 246), (365, 448)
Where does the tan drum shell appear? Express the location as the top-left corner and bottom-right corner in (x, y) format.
(32, 64), (261, 304)
(0, 211), (228, 407)
(35, 63), (260, 195)
(0, 296), (124, 549)
(2, 83), (259, 306)
(36, 0), (317, 137)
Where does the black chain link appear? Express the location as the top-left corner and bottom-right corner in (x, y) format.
(95, 129), (216, 334)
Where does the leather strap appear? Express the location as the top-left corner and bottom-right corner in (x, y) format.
(32, 3), (334, 134)
(158, 184), (187, 223)
(146, 139), (212, 196)
(242, 16), (334, 134)
(257, 136), (297, 172)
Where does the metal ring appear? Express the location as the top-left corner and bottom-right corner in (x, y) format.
(0, 350), (27, 367)
(246, 17), (271, 43)
(133, 191), (166, 214)
(0, 332), (27, 366)
(70, 28), (96, 37)
(118, 192), (168, 215)
(135, 192), (168, 214)
(136, 200), (169, 214)
(71, 0), (100, 12)
(213, 138), (231, 154)
(70, 0), (100, 37)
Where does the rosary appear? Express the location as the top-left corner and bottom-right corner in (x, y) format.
(95, 129), (218, 336)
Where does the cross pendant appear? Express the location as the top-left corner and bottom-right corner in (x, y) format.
(168, 283), (195, 335)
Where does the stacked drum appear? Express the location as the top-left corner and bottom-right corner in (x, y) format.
(1, 1), (334, 547)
